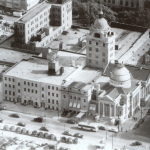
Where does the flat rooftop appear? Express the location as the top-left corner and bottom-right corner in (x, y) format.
(64, 67), (100, 86)
(0, 47), (37, 63)
(5, 51), (84, 85)
(113, 28), (142, 60)
(18, 2), (51, 23)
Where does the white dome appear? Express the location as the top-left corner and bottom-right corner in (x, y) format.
(110, 64), (131, 88)
(93, 18), (110, 30)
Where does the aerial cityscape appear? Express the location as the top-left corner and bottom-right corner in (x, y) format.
(0, 0), (150, 150)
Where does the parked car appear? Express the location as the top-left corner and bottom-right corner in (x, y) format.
(17, 122), (26, 127)
(73, 137), (78, 144)
(108, 128), (118, 133)
(10, 126), (15, 132)
(62, 31), (69, 35)
(74, 133), (83, 138)
(10, 113), (20, 118)
(40, 126), (49, 131)
(21, 128), (26, 134)
(67, 137), (73, 144)
(59, 147), (71, 150)
(16, 127), (21, 133)
(48, 134), (56, 141)
(61, 136), (67, 143)
(66, 111), (75, 118)
(32, 130), (38, 136)
(38, 132), (44, 138)
(131, 141), (142, 146)
(63, 131), (73, 136)
(0, 16), (4, 20)
(61, 110), (69, 117)
(33, 117), (43, 122)
(3, 125), (9, 131)
(98, 126), (107, 131)
(147, 109), (150, 115)
(0, 118), (3, 123)
(67, 119), (77, 124)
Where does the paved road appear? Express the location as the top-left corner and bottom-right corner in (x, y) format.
(0, 14), (19, 24)
(0, 110), (150, 150)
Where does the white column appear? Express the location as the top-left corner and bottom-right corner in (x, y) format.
(102, 103), (105, 117)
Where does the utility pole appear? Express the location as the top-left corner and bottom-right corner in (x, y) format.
(112, 132), (113, 149)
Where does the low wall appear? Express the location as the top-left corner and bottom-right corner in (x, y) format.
(110, 22), (148, 33)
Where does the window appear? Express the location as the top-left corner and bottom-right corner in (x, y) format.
(89, 59), (92, 63)
(42, 94), (44, 98)
(84, 99), (86, 102)
(18, 90), (20, 93)
(52, 100), (54, 104)
(32, 89), (34, 93)
(89, 41), (91, 44)
(28, 89), (30, 92)
(48, 92), (50, 96)
(125, 1), (128, 6)
(24, 88), (26, 91)
(56, 94), (58, 97)
(112, 0), (115, 4)
(18, 83), (20, 86)
(70, 96), (72, 99)
(42, 87), (44, 91)
(35, 90), (37, 94)
(13, 79), (15, 82)
(24, 81), (26, 85)
(89, 53), (92, 57)
(9, 91), (11, 95)
(52, 86), (54, 90)
(9, 78), (11, 81)
(48, 86), (50, 89)
(13, 85), (15, 88)
(64, 95), (66, 98)
(89, 47), (92, 51)
(96, 48), (98, 52)
(95, 33), (100, 38)
(78, 97), (80, 100)
(56, 87), (58, 91)
(102, 59), (105, 62)
(32, 83), (34, 86)
(103, 43), (105, 47)
(5, 77), (7, 80)
(108, 0), (111, 3)
(35, 84), (37, 87)
(5, 90), (7, 94)
(96, 42), (98, 45)
(102, 52), (105, 56)
(110, 53), (113, 57)
(56, 100), (58, 104)
(96, 56), (99, 59)
(5, 84), (7, 87)
(131, 2), (134, 7)
(48, 99), (50, 103)
(74, 97), (76, 100)
(9, 84), (11, 88)
(52, 93), (54, 96)
(28, 82), (30, 85)
(120, 0), (123, 5)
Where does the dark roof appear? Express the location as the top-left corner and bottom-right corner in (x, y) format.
(69, 82), (86, 89)
(104, 63), (150, 81)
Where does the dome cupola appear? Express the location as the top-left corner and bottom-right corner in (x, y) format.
(110, 63), (131, 88)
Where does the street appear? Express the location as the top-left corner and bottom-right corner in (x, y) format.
(0, 110), (150, 150)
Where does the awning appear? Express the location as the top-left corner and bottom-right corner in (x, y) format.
(69, 101), (73, 107)
(89, 106), (93, 110)
(77, 102), (80, 109)
(73, 101), (77, 108)
(76, 112), (85, 118)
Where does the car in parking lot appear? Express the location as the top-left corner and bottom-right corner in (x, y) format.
(66, 111), (75, 118)
(0, 118), (3, 123)
(131, 141), (142, 146)
(98, 126), (108, 131)
(74, 133), (83, 138)
(63, 131), (73, 136)
(33, 117), (43, 122)
(40, 126), (49, 131)
(59, 147), (71, 150)
(10, 113), (20, 118)
(17, 122), (26, 127)
(0, 16), (4, 20)
(67, 119), (77, 124)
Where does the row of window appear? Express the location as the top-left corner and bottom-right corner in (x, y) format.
(89, 59), (105, 63)
(48, 99), (58, 104)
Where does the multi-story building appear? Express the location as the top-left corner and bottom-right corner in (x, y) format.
(0, 0), (40, 12)
(86, 10), (115, 69)
(3, 9), (150, 121)
(100, 0), (145, 10)
(12, 0), (72, 50)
